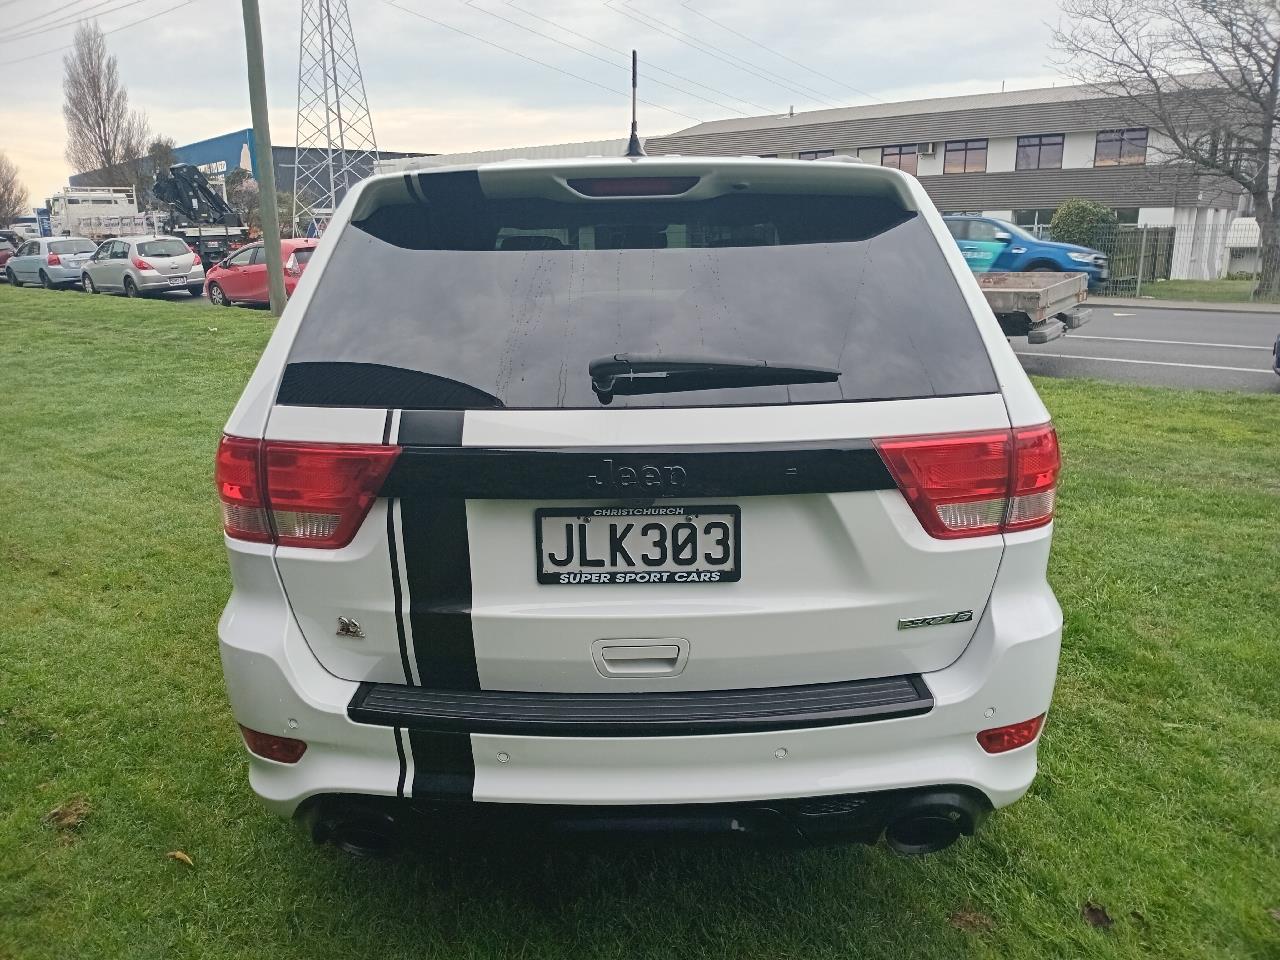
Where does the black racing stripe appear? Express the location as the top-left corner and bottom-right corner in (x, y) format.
(382, 408), (394, 445)
(400, 497), (479, 691)
(393, 726), (407, 798)
(398, 410), (464, 446)
(407, 729), (474, 799)
(386, 501), (415, 685)
(403, 172), (425, 205)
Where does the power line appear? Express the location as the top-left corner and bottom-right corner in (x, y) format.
(2, 0), (171, 45)
(604, 0), (846, 110)
(460, 0), (747, 116)
(501, 0), (777, 115)
(0, 0), (194, 65)
(383, 0), (702, 124)
(679, 0), (882, 103)
(1, 0), (130, 43)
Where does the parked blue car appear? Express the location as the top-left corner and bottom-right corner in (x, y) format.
(943, 215), (1109, 289)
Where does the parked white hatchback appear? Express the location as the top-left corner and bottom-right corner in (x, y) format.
(81, 234), (204, 297)
(216, 156), (1063, 856)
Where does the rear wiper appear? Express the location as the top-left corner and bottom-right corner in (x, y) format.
(589, 353), (841, 404)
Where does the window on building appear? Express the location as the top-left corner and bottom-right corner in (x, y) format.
(943, 139), (987, 174)
(797, 150), (835, 160)
(1112, 207), (1140, 224)
(880, 144), (918, 175)
(756, 154), (778, 158)
(1013, 208), (1057, 227)
(1095, 128), (1147, 166)
(1015, 134), (1064, 171)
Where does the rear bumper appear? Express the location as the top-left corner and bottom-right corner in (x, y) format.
(47, 265), (84, 284)
(218, 530), (1061, 819)
(137, 272), (202, 290)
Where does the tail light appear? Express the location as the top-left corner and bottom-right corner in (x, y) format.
(190, 255), (203, 270)
(977, 714), (1045, 753)
(874, 423), (1060, 539)
(215, 436), (272, 542)
(132, 256), (154, 270)
(239, 725), (307, 763)
(284, 254), (300, 277)
(46, 253), (61, 266)
(215, 436), (401, 549)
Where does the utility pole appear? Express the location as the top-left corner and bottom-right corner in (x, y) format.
(240, 0), (288, 316)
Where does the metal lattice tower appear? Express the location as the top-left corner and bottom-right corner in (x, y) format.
(292, 0), (379, 236)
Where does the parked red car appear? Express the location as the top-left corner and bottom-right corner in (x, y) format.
(0, 237), (17, 277)
(204, 238), (318, 307)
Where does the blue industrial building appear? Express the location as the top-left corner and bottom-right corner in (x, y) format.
(70, 128), (428, 197)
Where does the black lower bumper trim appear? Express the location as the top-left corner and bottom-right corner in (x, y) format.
(303, 785), (992, 847)
(348, 674), (932, 737)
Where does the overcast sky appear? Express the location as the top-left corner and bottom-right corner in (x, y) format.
(2, 0), (1068, 206)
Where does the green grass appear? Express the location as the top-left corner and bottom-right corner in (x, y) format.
(2, 283), (1279, 959)
(1108, 278), (1280, 304)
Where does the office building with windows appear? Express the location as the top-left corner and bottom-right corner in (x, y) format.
(644, 82), (1244, 239)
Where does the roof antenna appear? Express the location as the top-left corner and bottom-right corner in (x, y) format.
(625, 49), (646, 157)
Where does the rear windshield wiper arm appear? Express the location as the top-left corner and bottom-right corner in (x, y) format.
(589, 353), (841, 404)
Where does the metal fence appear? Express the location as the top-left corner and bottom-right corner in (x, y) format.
(1036, 221), (1277, 301)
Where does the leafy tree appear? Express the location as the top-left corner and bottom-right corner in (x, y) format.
(225, 170), (308, 237)
(1050, 198), (1119, 249)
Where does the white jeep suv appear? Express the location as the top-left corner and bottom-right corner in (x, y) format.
(216, 156), (1062, 856)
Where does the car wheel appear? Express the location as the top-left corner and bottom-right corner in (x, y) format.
(124, 277), (140, 298)
(83, 274), (98, 294)
(208, 283), (229, 306)
(40, 270), (56, 289)
(5, 267), (19, 287)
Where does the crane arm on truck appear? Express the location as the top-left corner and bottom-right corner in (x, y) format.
(152, 163), (249, 266)
(152, 163), (243, 226)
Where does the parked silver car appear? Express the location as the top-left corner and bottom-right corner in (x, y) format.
(81, 235), (204, 297)
(5, 236), (98, 289)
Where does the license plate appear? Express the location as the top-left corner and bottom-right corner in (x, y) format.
(168, 276), (185, 286)
(535, 505), (740, 585)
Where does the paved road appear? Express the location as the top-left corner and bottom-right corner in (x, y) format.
(1015, 304), (1280, 393)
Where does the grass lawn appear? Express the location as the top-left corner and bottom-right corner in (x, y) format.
(1107, 278), (1280, 304)
(2, 283), (1278, 959)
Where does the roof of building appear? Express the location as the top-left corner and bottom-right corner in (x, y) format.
(657, 81), (1114, 139)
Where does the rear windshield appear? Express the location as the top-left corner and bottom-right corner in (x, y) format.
(291, 247), (315, 265)
(282, 171), (998, 409)
(50, 240), (97, 255)
(137, 238), (190, 257)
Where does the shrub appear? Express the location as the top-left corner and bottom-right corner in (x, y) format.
(1050, 198), (1118, 249)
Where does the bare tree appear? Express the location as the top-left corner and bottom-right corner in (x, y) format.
(1054, 0), (1280, 295)
(0, 151), (28, 226)
(139, 136), (179, 209)
(62, 20), (150, 189)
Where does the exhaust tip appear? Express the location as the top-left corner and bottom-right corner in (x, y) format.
(884, 813), (962, 855)
(882, 790), (988, 855)
(311, 804), (401, 859)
